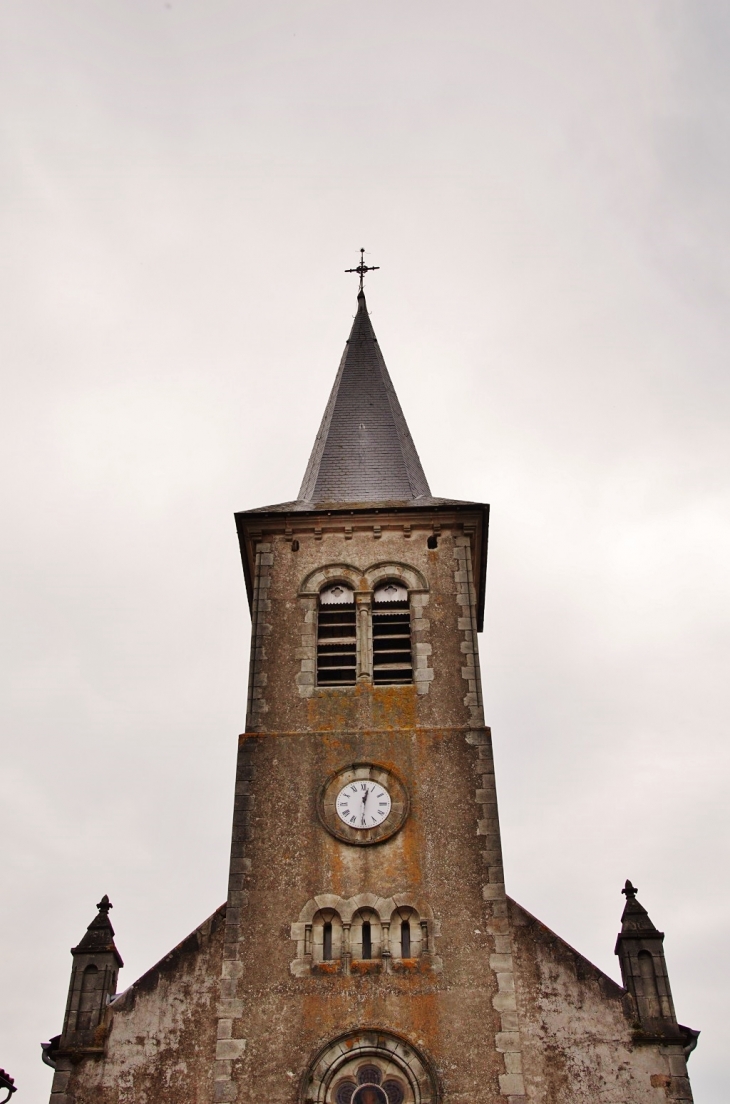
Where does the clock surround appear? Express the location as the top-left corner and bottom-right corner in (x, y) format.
(318, 762), (409, 846)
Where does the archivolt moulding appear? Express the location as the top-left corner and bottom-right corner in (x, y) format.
(362, 561), (428, 595)
(299, 561), (429, 598)
(301, 1029), (439, 1104)
(299, 563), (365, 597)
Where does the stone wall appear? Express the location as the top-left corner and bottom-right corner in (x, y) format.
(50, 906), (226, 1104)
(239, 508), (487, 734)
(510, 900), (694, 1103)
(48, 505), (696, 1104)
(213, 510), (529, 1104)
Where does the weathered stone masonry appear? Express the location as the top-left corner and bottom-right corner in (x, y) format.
(45, 285), (698, 1104)
(214, 736), (259, 1102)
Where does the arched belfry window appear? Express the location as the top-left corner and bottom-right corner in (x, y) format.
(372, 582), (412, 685)
(317, 585), (356, 686)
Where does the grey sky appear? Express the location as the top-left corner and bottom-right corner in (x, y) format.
(1, 2), (728, 1099)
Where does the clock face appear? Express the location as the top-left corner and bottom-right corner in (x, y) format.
(318, 763), (409, 846)
(336, 780), (391, 830)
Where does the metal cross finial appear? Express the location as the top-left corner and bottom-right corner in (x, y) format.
(345, 248), (380, 292)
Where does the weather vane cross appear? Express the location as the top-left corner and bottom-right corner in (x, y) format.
(345, 247), (380, 292)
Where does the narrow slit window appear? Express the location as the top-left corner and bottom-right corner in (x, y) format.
(373, 582), (412, 685)
(400, 920), (411, 958)
(362, 921), (372, 960)
(323, 921), (333, 961)
(317, 585), (356, 686)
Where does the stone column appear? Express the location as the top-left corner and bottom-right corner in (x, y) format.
(381, 921), (391, 974)
(342, 922), (352, 976)
(355, 593), (372, 681)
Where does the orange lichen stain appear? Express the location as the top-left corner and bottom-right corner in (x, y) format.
(306, 684), (367, 732)
(350, 961), (382, 976)
(312, 962), (342, 976)
(403, 991), (441, 1050)
(304, 681), (420, 733)
(371, 685), (417, 730)
(349, 991), (441, 1053)
(93, 1022), (109, 1047)
(390, 959), (429, 975)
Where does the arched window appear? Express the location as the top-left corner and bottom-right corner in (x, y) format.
(76, 964), (100, 1032)
(638, 950), (661, 1018)
(304, 1028), (436, 1104)
(400, 919), (411, 958)
(317, 585), (356, 686)
(312, 909), (342, 964)
(390, 907), (422, 959)
(336, 1068), (403, 1104)
(372, 582), (412, 685)
(362, 921), (372, 960)
(351, 909), (380, 961)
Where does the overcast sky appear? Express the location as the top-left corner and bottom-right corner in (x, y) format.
(1, 2), (728, 1099)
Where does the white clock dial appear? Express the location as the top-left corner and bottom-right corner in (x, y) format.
(336, 780), (392, 830)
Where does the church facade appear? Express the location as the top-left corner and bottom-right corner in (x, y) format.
(45, 288), (698, 1104)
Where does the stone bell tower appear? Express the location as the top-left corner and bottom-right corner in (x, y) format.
(45, 276), (698, 1104)
(219, 286), (504, 1104)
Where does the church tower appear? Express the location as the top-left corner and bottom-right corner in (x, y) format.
(46, 278), (698, 1104)
(220, 285), (500, 1104)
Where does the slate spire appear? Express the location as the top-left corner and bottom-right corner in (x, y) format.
(298, 291), (431, 505)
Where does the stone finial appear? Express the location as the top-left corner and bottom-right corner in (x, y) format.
(72, 896), (123, 965)
(619, 881), (658, 935)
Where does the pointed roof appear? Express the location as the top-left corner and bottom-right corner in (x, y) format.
(235, 289), (491, 629)
(617, 880), (663, 939)
(72, 895), (124, 966)
(298, 291), (431, 505)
